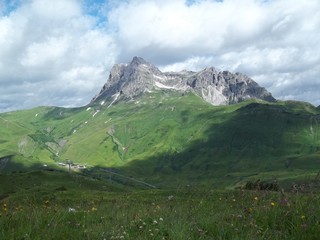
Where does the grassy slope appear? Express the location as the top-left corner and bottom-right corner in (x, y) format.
(0, 90), (319, 187)
(1, 171), (320, 239)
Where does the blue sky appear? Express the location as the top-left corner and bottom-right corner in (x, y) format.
(0, 0), (319, 112)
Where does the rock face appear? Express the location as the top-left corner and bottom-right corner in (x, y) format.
(91, 57), (275, 105)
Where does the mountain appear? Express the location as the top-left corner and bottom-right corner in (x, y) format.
(91, 56), (275, 106)
(0, 58), (319, 188)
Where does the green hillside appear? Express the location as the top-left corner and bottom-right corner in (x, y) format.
(0, 90), (319, 188)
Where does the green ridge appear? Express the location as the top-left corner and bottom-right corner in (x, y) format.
(0, 90), (319, 187)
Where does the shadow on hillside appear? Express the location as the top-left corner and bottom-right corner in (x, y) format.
(2, 103), (319, 189)
(103, 103), (320, 188)
(0, 156), (41, 174)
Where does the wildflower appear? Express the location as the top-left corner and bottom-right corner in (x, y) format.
(232, 199), (236, 202)
(159, 217), (163, 221)
(153, 220), (158, 224)
(168, 195), (174, 201)
(68, 207), (76, 212)
(246, 207), (253, 214)
(91, 207), (97, 212)
(254, 197), (258, 201)
(271, 202), (276, 207)
(301, 215), (306, 220)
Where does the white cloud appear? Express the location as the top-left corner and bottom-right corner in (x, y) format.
(29, 0), (81, 20)
(0, 0), (117, 112)
(108, 0), (320, 106)
(0, 0), (320, 112)
(20, 36), (69, 67)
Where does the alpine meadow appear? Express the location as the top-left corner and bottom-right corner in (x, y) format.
(1, 57), (320, 239)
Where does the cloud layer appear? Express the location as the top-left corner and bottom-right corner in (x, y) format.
(0, 0), (319, 112)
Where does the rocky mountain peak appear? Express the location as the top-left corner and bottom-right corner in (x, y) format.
(91, 57), (275, 106)
(130, 56), (149, 66)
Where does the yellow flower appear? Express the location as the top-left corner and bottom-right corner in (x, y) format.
(248, 207), (253, 213)
(91, 207), (97, 212)
(301, 215), (306, 219)
(271, 202), (276, 206)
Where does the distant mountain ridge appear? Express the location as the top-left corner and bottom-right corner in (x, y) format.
(91, 56), (275, 106)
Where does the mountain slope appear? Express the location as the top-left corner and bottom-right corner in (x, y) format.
(1, 91), (319, 187)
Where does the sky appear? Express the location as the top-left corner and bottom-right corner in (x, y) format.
(0, 0), (319, 112)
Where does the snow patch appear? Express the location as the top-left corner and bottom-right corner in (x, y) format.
(86, 107), (91, 111)
(154, 81), (189, 91)
(92, 110), (100, 117)
(153, 74), (167, 80)
(107, 92), (120, 108)
(105, 118), (112, 124)
(155, 81), (175, 89)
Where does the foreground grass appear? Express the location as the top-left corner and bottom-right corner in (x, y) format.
(1, 172), (319, 239)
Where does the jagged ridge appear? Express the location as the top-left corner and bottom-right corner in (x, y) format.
(91, 56), (275, 106)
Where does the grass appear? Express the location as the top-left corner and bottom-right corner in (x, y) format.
(0, 170), (320, 239)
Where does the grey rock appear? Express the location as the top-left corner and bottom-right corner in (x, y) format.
(91, 57), (275, 106)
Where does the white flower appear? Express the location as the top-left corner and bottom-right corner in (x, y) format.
(168, 195), (174, 201)
(68, 207), (76, 212)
